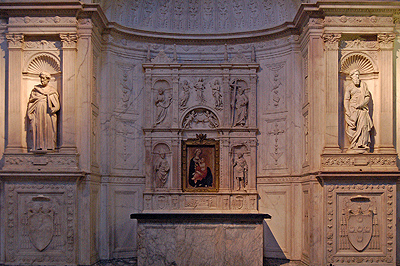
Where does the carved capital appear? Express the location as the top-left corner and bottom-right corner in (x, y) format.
(6, 33), (24, 48)
(378, 33), (395, 49)
(322, 33), (341, 51)
(60, 33), (78, 48)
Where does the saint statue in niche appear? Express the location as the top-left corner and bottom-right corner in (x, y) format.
(233, 151), (248, 191)
(27, 72), (60, 151)
(344, 69), (374, 153)
(188, 148), (213, 188)
(154, 88), (172, 125)
(231, 80), (249, 127)
(154, 150), (170, 188)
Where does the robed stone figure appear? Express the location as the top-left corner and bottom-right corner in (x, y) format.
(27, 72), (60, 151)
(344, 69), (373, 152)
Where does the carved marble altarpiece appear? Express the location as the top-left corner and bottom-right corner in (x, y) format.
(142, 50), (258, 213)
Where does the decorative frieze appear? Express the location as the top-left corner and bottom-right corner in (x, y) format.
(142, 192), (258, 212)
(324, 16), (393, 27)
(9, 16), (77, 25)
(321, 154), (397, 171)
(3, 153), (79, 172)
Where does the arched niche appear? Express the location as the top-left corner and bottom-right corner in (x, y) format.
(23, 52), (62, 150)
(152, 79), (173, 127)
(339, 52), (378, 150)
(152, 143), (171, 189)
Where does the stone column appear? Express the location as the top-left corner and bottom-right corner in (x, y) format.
(5, 33), (24, 153)
(377, 33), (396, 152)
(60, 33), (78, 154)
(322, 33), (341, 153)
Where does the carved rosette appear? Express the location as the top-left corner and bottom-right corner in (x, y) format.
(5, 183), (76, 264)
(325, 183), (395, 264)
(6, 33), (24, 48)
(322, 33), (341, 51)
(377, 33), (395, 50)
(60, 33), (78, 49)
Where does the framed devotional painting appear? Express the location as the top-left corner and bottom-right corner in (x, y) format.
(182, 135), (220, 192)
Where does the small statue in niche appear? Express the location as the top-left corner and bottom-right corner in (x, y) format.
(344, 69), (374, 153)
(27, 72), (60, 151)
(211, 80), (223, 110)
(155, 88), (172, 125)
(194, 78), (206, 104)
(231, 81), (249, 127)
(154, 150), (170, 188)
(179, 80), (191, 110)
(233, 151), (248, 190)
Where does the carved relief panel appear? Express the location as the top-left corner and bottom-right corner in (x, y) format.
(5, 182), (76, 265)
(111, 60), (143, 175)
(325, 182), (395, 265)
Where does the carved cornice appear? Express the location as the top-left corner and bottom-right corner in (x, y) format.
(60, 33), (78, 48)
(322, 33), (341, 51)
(6, 33), (24, 48)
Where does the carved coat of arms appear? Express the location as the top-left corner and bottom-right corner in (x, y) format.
(28, 206), (54, 251)
(347, 207), (373, 251)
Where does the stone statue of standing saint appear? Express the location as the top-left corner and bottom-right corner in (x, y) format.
(154, 150), (170, 188)
(27, 72), (60, 151)
(233, 151), (248, 190)
(344, 69), (373, 153)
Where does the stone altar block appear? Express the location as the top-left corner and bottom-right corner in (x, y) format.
(131, 213), (270, 266)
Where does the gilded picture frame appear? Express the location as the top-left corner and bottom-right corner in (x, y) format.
(182, 137), (220, 192)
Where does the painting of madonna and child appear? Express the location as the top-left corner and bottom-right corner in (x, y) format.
(182, 139), (219, 192)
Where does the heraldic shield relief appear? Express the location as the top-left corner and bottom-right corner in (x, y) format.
(347, 206), (373, 252)
(27, 196), (55, 252)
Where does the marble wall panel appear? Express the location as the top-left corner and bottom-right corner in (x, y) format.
(258, 185), (290, 258)
(110, 183), (143, 258)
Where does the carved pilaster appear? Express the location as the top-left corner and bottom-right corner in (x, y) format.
(5, 34), (24, 153)
(59, 34), (78, 154)
(171, 138), (180, 191)
(323, 33), (341, 154)
(377, 33), (395, 151)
